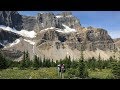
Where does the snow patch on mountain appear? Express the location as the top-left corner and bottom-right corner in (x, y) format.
(24, 39), (35, 45)
(9, 39), (20, 47)
(66, 15), (73, 17)
(0, 25), (37, 38)
(40, 27), (55, 32)
(18, 30), (36, 38)
(0, 42), (5, 47)
(41, 23), (44, 27)
(56, 24), (77, 33)
(56, 15), (63, 18)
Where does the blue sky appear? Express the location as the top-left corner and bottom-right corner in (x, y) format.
(19, 11), (120, 39)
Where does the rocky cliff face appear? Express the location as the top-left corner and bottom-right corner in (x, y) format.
(36, 26), (114, 52)
(37, 12), (63, 30)
(0, 11), (117, 60)
(0, 28), (20, 46)
(0, 11), (81, 31)
(56, 11), (81, 29)
(85, 27), (114, 51)
(0, 11), (23, 30)
(22, 16), (37, 31)
(114, 38), (120, 51)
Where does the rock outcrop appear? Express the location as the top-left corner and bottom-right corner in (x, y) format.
(0, 11), (80, 31)
(0, 28), (20, 46)
(36, 25), (114, 51)
(56, 11), (81, 29)
(22, 16), (37, 31)
(37, 12), (63, 30)
(0, 11), (23, 30)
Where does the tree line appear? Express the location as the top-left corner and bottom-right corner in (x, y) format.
(0, 50), (120, 79)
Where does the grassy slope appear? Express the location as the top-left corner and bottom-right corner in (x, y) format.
(88, 69), (113, 79)
(0, 68), (113, 79)
(0, 67), (58, 79)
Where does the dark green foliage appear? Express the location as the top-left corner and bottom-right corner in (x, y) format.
(0, 52), (8, 69)
(42, 57), (46, 67)
(97, 54), (103, 70)
(51, 59), (54, 67)
(78, 50), (88, 78)
(33, 55), (39, 69)
(56, 60), (58, 66)
(45, 59), (51, 68)
(19, 51), (31, 69)
(66, 68), (79, 78)
(71, 60), (78, 69)
(68, 56), (71, 68)
(63, 56), (71, 68)
(78, 59), (88, 78)
(87, 57), (96, 70)
(39, 57), (42, 67)
(109, 56), (114, 62)
(112, 62), (120, 79)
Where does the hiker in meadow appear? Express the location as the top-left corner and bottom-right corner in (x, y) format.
(57, 64), (66, 78)
(61, 64), (66, 79)
(61, 64), (65, 73)
(57, 64), (61, 77)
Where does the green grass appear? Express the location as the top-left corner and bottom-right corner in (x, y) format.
(0, 67), (113, 79)
(88, 69), (113, 79)
(0, 67), (58, 79)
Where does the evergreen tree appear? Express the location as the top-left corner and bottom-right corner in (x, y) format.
(64, 56), (71, 68)
(97, 53), (103, 70)
(109, 56), (114, 61)
(51, 59), (54, 67)
(45, 59), (48, 67)
(71, 60), (78, 69)
(33, 55), (39, 69)
(78, 59), (88, 78)
(53, 60), (56, 67)
(25, 51), (31, 68)
(19, 51), (26, 69)
(6, 59), (13, 68)
(109, 56), (117, 69)
(23, 51), (26, 61)
(39, 57), (42, 67)
(68, 55), (71, 68)
(56, 60), (58, 66)
(59, 59), (62, 65)
(47, 59), (51, 68)
(102, 60), (106, 69)
(91, 57), (96, 70)
(112, 62), (120, 79)
(43, 56), (46, 67)
(19, 51), (31, 69)
(0, 52), (7, 69)
(78, 48), (88, 78)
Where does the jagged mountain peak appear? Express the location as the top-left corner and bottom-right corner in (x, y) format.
(57, 11), (72, 17)
(38, 11), (54, 15)
(0, 11), (118, 61)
